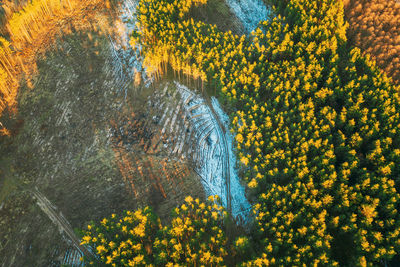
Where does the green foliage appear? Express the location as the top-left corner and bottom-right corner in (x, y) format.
(80, 207), (161, 266)
(129, 0), (400, 265)
(154, 196), (229, 266)
(80, 196), (238, 266)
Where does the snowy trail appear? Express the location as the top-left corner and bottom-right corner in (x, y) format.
(176, 82), (251, 223)
(210, 98), (253, 220)
(226, 0), (272, 33)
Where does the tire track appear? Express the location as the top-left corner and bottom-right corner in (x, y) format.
(30, 187), (95, 260)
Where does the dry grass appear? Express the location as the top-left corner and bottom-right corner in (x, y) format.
(345, 0), (400, 84)
(0, 0), (116, 135)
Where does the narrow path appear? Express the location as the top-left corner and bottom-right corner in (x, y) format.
(30, 187), (95, 259)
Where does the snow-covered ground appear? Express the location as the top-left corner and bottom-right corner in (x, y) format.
(226, 0), (272, 33)
(177, 82), (251, 223)
(211, 97), (252, 221)
(62, 247), (84, 266)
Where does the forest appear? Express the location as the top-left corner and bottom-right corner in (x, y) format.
(79, 0), (400, 265)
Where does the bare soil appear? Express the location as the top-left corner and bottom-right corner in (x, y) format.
(0, 29), (203, 266)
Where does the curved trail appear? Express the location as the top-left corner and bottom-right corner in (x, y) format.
(203, 95), (232, 214)
(175, 82), (252, 221)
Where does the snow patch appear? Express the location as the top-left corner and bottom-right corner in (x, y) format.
(62, 248), (84, 267)
(211, 97), (251, 222)
(176, 82), (251, 224)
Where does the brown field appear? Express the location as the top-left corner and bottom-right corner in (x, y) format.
(344, 0), (400, 84)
